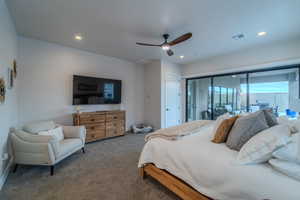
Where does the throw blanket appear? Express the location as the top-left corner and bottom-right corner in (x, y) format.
(145, 120), (213, 142)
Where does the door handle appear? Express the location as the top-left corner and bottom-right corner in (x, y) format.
(166, 108), (170, 111)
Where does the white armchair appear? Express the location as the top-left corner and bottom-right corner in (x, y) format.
(10, 121), (86, 175)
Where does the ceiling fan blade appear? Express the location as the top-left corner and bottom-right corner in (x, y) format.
(136, 42), (161, 47)
(167, 49), (174, 56)
(168, 32), (192, 46)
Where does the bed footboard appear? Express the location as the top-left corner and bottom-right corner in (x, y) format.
(140, 164), (212, 200)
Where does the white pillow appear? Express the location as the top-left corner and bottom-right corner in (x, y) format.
(38, 126), (64, 141)
(290, 119), (300, 133)
(277, 116), (299, 133)
(269, 159), (300, 181)
(237, 124), (291, 164)
(212, 113), (231, 136)
(273, 134), (300, 164)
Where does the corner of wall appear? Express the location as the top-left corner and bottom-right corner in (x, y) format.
(0, 0), (18, 190)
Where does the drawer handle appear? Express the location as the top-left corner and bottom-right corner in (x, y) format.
(113, 116), (117, 119)
(90, 127), (95, 130)
(90, 119), (95, 121)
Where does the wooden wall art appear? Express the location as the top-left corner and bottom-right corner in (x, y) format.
(0, 78), (6, 104)
(13, 59), (17, 78)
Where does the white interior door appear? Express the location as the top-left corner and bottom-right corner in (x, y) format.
(165, 74), (181, 128)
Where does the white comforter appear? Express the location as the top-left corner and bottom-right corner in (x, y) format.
(138, 123), (300, 200)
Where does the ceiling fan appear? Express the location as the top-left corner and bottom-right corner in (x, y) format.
(136, 32), (192, 56)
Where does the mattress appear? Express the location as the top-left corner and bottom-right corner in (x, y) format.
(138, 123), (300, 200)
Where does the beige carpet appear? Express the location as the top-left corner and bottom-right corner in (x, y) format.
(0, 134), (179, 200)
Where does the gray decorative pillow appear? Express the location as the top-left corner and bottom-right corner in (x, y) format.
(226, 111), (269, 151)
(263, 109), (278, 127)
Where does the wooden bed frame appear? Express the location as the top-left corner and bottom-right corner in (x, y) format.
(140, 164), (212, 200)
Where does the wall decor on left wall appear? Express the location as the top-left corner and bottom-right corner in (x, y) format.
(0, 78), (6, 104)
(7, 68), (13, 89)
(13, 59), (17, 78)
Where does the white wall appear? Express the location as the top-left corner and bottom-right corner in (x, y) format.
(0, 0), (18, 185)
(18, 37), (144, 130)
(182, 38), (300, 78)
(144, 60), (161, 129)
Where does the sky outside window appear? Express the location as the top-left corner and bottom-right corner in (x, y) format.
(241, 81), (288, 94)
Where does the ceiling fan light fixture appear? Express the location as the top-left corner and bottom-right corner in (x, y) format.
(162, 44), (170, 51)
(258, 31), (267, 36)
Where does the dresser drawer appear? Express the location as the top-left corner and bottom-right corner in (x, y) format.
(85, 123), (105, 132)
(106, 129), (122, 137)
(80, 115), (105, 124)
(106, 120), (124, 129)
(106, 112), (125, 121)
(86, 130), (106, 142)
(106, 127), (124, 137)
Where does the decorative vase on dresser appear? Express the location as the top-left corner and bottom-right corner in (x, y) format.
(73, 110), (125, 143)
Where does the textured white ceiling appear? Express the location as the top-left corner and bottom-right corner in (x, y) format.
(6, 0), (300, 64)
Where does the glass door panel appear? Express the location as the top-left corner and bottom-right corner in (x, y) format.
(249, 68), (299, 117)
(213, 74), (247, 119)
(187, 78), (211, 121)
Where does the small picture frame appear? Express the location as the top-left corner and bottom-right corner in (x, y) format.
(0, 78), (6, 104)
(13, 60), (17, 78)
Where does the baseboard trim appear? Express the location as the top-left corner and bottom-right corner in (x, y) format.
(0, 157), (13, 190)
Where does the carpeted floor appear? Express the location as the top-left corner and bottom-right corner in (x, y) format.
(0, 134), (179, 200)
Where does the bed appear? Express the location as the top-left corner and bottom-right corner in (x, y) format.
(138, 123), (300, 200)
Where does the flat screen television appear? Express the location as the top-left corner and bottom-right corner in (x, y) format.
(73, 75), (121, 105)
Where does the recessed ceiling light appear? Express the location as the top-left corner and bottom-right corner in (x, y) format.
(180, 55), (184, 59)
(257, 31), (267, 36)
(74, 34), (83, 41)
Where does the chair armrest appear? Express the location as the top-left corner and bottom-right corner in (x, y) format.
(10, 133), (56, 165)
(12, 130), (60, 159)
(62, 126), (86, 143)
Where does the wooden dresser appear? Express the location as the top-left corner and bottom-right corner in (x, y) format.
(73, 110), (125, 143)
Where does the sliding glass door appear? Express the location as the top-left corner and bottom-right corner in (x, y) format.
(249, 68), (299, 117)
(187, 78), (211, 121)
(186, 65), (300, 121)
(213, 74), (247, 119)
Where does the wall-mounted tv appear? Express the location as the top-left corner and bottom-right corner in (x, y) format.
(73, 75), (122, 105)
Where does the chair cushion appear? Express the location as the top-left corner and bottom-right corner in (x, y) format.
(13, 129), (60, 158)
(58, 138), (82, 158)
(38, 127), (64, 141)
(14, 129), (55, 143)
(23, 121), (56, 134)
